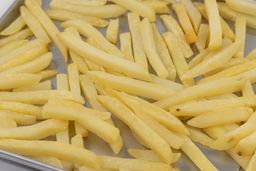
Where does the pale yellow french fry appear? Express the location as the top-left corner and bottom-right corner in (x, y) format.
(60, 0), (106, 6)
(88, 71), (175, 100)
(181, 137), (218, 171)
(70, 52), (89, 74)
(0, 40), (28, 57)
(62, 20), (123, 57)
(246, 48), (256, 59)
(25, 0), (68, 61)
(13, 80), (52, 92)
(98, 95), (174, 164)
(160, 15), (193, 58)
(0, 28), (32, 47)
(142, 0), (169, 14)
(234, 16), (246, 58)
(180, 0), (202, 32)
(140, 18), (169, 79)
(236, 131), (256, 156)
(31, 157), (63, 169)
(71, 134), (86, 170)
(0, 16), (26, 36)
(151, 74), (184, 91)
(109, 0), (156, 21)
(0, 110), (36, 125)
(195, 24), (209, 52)
(204, 0), (222, 50)
(152, 24), (176, 80)
(242, 80), (255, 97)
(173, 3), (197, 44)
(187, 107), (253, 128)
(100, 156), (172, 171)
(225, 0), (256, 17)
(163, 32), (192, 85)
(106, 19), (119, 44)
(37, 70), (57, 80)
(1, 52), (52, 75)
(187, 126), (214, 148)
(128, 12), (148, 69)
(50, 0), (127, 18)
(189, 49), (210, 68)
(246, 154), (256, 171)
(46, 9), (108, 28)
(0, 139), (100, 169)
(0, 116), (17, 128)
(20, 6), (51, 43)
(120, 32), (134, 61)
(57, 74), (69, 91)
(68, 63), (81, 96)
(182, 41), (241, 80)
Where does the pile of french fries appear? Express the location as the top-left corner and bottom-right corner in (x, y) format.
(0, 0), (256, 170)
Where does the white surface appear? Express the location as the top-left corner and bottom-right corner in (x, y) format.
(0, 0), (15, 19)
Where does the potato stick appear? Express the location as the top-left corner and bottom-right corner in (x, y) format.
(62, 20), (123, 57)
(151, 74), (184, 91)
(187, 126), (214, 148)
(42, 103), (120, 144)
(61, 0), (106, 6)
(182, 41), (241, 80)
(70, 52), (89, 74)
(116, 92), (188, 135)
(140, 18), (169, 79)
(180, 0), (201, 32)
(170, 96), (256, 117)
(247, 48), (256, 59)
(71, 134), (85, 170)
(204, 0), (222, 50)
(98, 95), (174, 164)
(46, 9), (108, 28)
(0, 40), (28, 57)
(195, 24), (209, 52)
(120, 32), (134, 61)
(60, 33), (151, 81)
(0, 116), (17, 128)
(106, 19), (119, 44)
(0, 28), (32, 47)
(163, 32), (192, 85)
(242, 80), (255, 97)
(188, 49), (210, 68)
(142, 0), (169, 14)
(0, 16), (26, 36)
(160, 15), (193, 58)
(31, 157), (63, 169)
(50, 0), (127, 18)
(13, 80), (52, 92)
(225, 0), (256, 17)
(68, 63), (81, 96)
(181, 137), (218, 171)
(0, 139), (100, 168)
(100, 156), (172, 171)
(155, 76), (245, 109)
(38, 70), (57, 80)
(173, 3), (197, 44)
(152, 24), (176, 80)
(109, 0), (156, 21)
(56, 74), (69, 91)
(187, 107), (253, 128)
(1, 52), (52, 75)
(0, 110), (36, 125)
(128, 12), (148, 69)
(236, 131), (256, 156)
(88, 71), (175, 100)
(246, 154), (256, 171)
(234, 16), (246, 58)
(212, 112), (256, 150)
(25, 0), (68, 61)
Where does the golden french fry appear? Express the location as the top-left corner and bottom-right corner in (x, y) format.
(235, 131), (256, 156)
(189, 49), (210, 69)
(13, 80), (52, 92)
(0, 116), (17, 128)
(70, 51), (89, 74)
(120, 32), (134, 61)
(37, 70), (57, 80)
(242, 80), (255, 97)
(31, 157), (63, 169)
(0, 139), (101, 168)
(246, 153), (256, 171)
(71, 134), (85, 170)
(151, 74), (183, 91)
(142, 0), (169, 14)
(50, 0), (127, 18)
(106, 19), (119, 44)
(67, 63), (81, 96)
(60, 0), (106, 6)
(187, 126), (214, 148)
(0, 16), (26, 36)
(246, 48), (256, 59)
(234, 16), (246, 58)
(0, 110), (36, 125)
(225, 0), (256, 17)
(0, 40), (28, 56)
(56, 74), (69, 91)
(195, 24), (209, 52)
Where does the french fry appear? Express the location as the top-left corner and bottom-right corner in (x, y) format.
(88, 71), (175, 100)
(25, 0), (68, 61)
(152, 24), (176, 80)
(246, 153), (256, 171)
(151, 74), (184, 91)
(246, 48), (256, 59)
(187, 126), (214, 148)
(142, 0), (169, 14)
(57, 74), (69, 91)
(70, 52), (89, 74)
(31, 157), (63, 169)
(128, 12), (148, 69)
(0, 116), (17, 128)
(98, 95), (174, 164)
(120, 32), (134, 61)
(0, 16), (26, 36)
(0, 40), (28, 57)
(160, 15), (193, 58)
(37, 70), (57, 80)
(106, 19), (119, 44)
(188, 49), (210, 68)
(0, 139), (101, 168)
(204, 0), (222, 50)
(181, 137), (218, 171)
(68, 63), (81, 96)
(234, 16), (246, 58)
(173, 3), (197, 44)
(195, 24), (209, 52)
(0, 28), (32, 47)
(71, 134), (85, 170)
(140, 18), (169, 79)
(187, 107), (253, 128)
(13, 80), (52, 92)
(109, 0), (156, 21)
(62, 20), (123, 57)
(0, 110), (36, 125)
(60, 0), (107, 6)
(50, 0), (127, 18)
(225, 0), (256, 17)
(236, 131), (256, 156)
(242, 80), (255, 97)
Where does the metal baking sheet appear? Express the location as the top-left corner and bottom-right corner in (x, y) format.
(1, 0), (256, 171)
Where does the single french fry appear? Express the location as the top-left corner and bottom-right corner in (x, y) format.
(0, 116), (17, 128)
(151, 74), (184, 91)
(31, 157), (63, 169)
(70, 52), (89, 74)
(242, 80), (255, 97)
(0, 139), (101, 168)
(0, 40), (28, 57)
(246, 153), (256, 171)
(120, 32), (134, 61)
(187, 107), (253, 128)
(57, 74), (69, 91)
(50, 0), (127, 18)
(0, 16), (26, 36)
(234, 16), (246, 58)
(236, 131), (256, 156)
(188, 49), (210, 68)
(60, 0), (106, 6)
(187, 126), (214, 148)
(225, 0), (256, 17)
(128, 12), (148, 69)
(246, 48), (256, 59)
(13, 80), (52, 92)
(160, 15), (193, 58)
(142, 0), (169, 14)
(195, 24), (209, 52)
(106, 19), (119, 44)
(0, 110), (36, 125)
(25, 0), (68, 61)
(173, 3), (197, 44)
(37, 70), (57, 80)
(68, 63), (81, 96)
